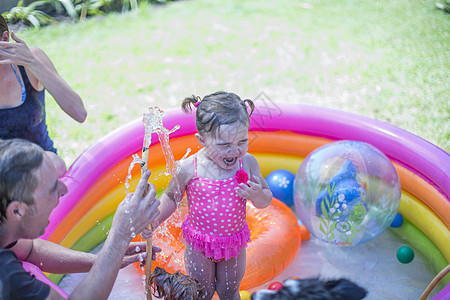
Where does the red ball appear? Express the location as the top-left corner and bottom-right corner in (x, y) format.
(268, 282), (283, 291)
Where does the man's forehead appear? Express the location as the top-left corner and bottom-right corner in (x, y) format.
(34, 154), (55, 177)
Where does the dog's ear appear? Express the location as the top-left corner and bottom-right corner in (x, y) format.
(325, 279), (367, 300)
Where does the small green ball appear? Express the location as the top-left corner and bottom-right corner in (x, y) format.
(396, 246), (414, 264)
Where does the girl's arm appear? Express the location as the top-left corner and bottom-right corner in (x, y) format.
(149, 157), (193, 230)
(151, 182), (180, 229)
(237, 154), (272, 208)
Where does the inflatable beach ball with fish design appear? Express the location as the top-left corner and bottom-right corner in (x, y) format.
(294, 141), (401, 246)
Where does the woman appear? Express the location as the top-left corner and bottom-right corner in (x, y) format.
(0, 15), (86, 153)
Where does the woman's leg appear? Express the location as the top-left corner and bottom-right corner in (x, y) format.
(184, 244), (216, 300)
(215, 248), (246, 300)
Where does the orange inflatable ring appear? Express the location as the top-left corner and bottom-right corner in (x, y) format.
(132, 198), (301, 290)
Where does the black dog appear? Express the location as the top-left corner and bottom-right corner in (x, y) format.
(251, 278), (367, 300)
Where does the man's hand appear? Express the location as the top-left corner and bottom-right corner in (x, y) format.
(120, 242), (161, 268)
(111, 170), (160, 243)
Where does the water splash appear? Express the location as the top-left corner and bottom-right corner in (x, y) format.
(122, 106), (191, 271)
(124, 154), (145, 196)
(142, 107), (180, 175)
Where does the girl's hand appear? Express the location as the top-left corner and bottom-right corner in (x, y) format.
(236, 175), (265, 201)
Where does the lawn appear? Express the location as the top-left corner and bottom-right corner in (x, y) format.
(14, 0), (450, 165)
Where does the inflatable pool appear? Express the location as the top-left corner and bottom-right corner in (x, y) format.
(33, 103), (448, 298)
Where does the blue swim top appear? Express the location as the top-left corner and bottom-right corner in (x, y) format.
(0, 65), (56, 153)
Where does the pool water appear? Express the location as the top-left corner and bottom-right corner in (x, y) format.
(58, 227), (440, 299)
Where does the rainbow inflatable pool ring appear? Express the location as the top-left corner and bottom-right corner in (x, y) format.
(33, 103), (448, 294)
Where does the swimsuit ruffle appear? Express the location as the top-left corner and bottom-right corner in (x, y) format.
(181, 215), (251, 261)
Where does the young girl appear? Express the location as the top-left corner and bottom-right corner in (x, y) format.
(152, 91), (273, 299)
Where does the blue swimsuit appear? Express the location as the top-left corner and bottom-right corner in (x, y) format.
(0, 65), (56, 153)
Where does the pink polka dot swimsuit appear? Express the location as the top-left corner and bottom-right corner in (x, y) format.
(181, 155), (251, 261)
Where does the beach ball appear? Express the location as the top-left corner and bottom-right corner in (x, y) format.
(294, 140), (401, 246)
(266, 169), (295, 206)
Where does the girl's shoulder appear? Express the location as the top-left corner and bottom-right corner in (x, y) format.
(176, 154), (195, 185)
(242, 153), (262, 176)
(242, 153), (258, 168)
(179, 154), (195, 171)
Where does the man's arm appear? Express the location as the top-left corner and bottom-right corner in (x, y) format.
(12, 171), (160, 300)
(66, 171), (159, 299)
(13, 239), (96, 274)
(70, 171), (159, 300)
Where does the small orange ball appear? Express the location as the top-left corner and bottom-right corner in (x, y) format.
(299, 225), (311, 241)
(287, 276), (302, 280)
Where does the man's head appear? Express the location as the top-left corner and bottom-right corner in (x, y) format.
(0, 15), (9, 41)
(0, 139), (67, 237)
(0, 139), (43, 224)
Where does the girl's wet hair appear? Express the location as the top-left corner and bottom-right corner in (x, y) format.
(0, 15), (9, 34)
(149, 267), (204, 300)
(181, 91), (255, 134)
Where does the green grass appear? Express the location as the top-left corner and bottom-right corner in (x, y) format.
(15, 0), (449, 165)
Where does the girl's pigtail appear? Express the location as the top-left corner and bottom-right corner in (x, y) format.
(181, 95), (201, 113)
(243, 99), (255, 117)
